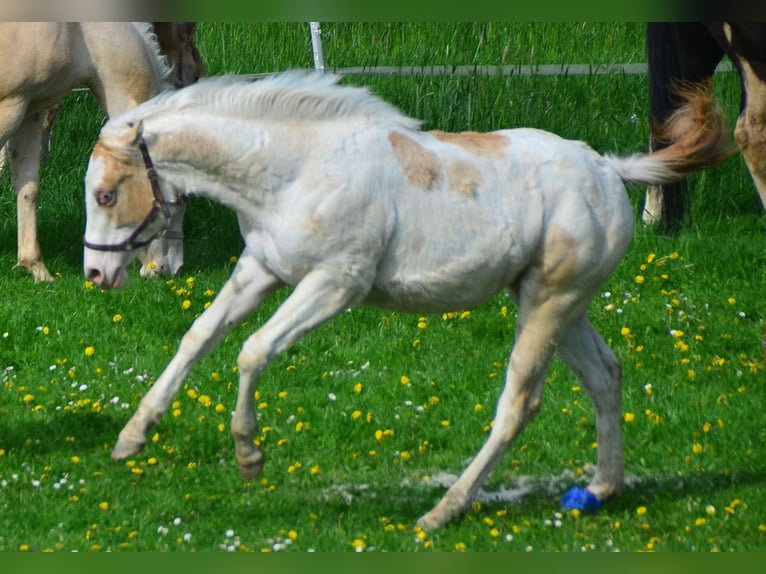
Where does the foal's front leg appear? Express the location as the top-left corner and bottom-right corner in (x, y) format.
(112, 255), (282, 459)
(229, 269), (365, 480)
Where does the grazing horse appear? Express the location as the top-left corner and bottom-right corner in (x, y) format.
(82, 73), (731, 528)
(645, 22), (766, 232)
(0, 22), (190, 281)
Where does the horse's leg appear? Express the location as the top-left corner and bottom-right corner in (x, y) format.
(555, 315), (624, 500)
(112, 253), (283, 459)
(137, 199), (186, 277)
(644, 23), (723, 232)
(732, 58), (766, 211)
(229, 268), (367, 479)
(417, 286), (584, 530)
(10, 112), (52, 282)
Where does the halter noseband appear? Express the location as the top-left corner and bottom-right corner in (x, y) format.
(83, 138), (184, 252)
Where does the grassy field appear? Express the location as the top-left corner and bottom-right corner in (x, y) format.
(0, 23), (764, 552)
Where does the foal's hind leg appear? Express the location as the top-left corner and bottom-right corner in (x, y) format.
(556, 315), (624, 501)
(10, 113), (51, 281)
(417, 289), (583, 530)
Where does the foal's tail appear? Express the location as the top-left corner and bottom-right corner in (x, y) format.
(606, 81), (736, 185)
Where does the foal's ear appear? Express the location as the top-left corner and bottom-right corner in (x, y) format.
(121, 120), (144, 147)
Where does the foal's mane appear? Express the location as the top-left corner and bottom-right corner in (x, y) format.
(106, 71), (421, 138)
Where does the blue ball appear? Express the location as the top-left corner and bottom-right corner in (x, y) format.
(560, 486), (602, 511)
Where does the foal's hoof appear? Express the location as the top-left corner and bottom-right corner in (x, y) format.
(111, 436), (146, 460)
(416, 511), (445, 531)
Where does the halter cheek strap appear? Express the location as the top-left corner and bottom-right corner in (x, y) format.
(83, 138), (185, 252)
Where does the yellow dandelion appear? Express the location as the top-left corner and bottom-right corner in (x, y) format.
(400, 375), (410, 385)
(635, 275), (645, 285)
(727, 297), (736, 305)
(636, 506), (647, 515)
(624, 412), (635, 423)
(99, 501), (110, 510)
(620, 327), (631, 336)
(353, 382), (363, 394)
(181, 300), (192, 310)
(112, 314), (123, 323)
(22, 394), (34, 405)
(692, 443), (704, 454)
(646, 253), (656, 263)
(84, 346), (95, 357)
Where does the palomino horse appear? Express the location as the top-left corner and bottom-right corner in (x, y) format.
(0, 23), (204, 174)
(82, 73), (732, 528)
(644, 22), (766, 232)
(0, 22), (192, 282)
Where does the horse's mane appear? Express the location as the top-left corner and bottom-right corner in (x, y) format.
(131, 22), (174, 85)
(105, 72), (421, 137)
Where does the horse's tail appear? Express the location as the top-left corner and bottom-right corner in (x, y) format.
(606, 80), (736, 185)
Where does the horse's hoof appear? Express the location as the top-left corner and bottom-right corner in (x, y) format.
(15, 262), (54, 282)
(237, 450), (265, 481)
(111, 436), (146, 460)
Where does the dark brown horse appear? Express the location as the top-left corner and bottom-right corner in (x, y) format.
(645, 23), (766, 232)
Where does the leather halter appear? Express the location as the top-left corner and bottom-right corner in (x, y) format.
(83, 138), (183, 252)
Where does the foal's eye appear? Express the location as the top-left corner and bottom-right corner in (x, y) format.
(96, 190), (116, 206)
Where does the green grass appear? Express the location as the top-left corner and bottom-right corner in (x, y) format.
(0, 23), (764, 552)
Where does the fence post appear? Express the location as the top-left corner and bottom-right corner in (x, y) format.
(310, 22), (325, 71)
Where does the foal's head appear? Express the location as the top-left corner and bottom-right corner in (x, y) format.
(83, 121), (180, 289)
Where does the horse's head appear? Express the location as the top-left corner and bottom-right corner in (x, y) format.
(83, 120), (184, 289)
(153, 22), (205, 88)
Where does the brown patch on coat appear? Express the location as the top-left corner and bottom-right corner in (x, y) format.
(429, 130), (509, 159)
(445, 158), (482, 197)
(534, 224), (580, 289)
(92, 142), (155, 227)
(388, 131), (441, 189)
